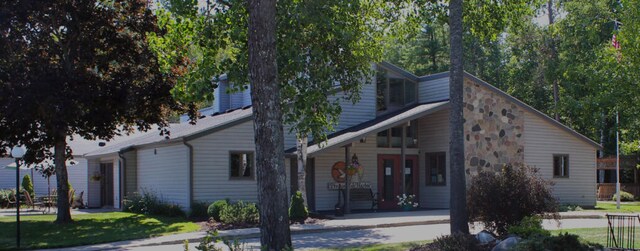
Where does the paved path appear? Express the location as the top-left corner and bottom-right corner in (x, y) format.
(40, 210), (613, 251)
(125, 218), (610, 251)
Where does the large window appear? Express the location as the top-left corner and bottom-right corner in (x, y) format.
(426, 152), (446, 186)
(230, 152), (254, 179)
(376, 121), (418, 148)
(553, 155), (569, 178)
(376, 69), (417, 113)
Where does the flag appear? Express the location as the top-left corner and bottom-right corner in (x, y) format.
(612, 34), (621, 50)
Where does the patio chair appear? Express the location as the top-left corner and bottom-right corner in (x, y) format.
(23, 190), (45, 212)
(72, 191), (85, 209)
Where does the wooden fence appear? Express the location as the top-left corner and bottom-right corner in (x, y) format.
(598, 183), (640, 201)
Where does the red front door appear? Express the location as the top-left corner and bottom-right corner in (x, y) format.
(377, 154), (419, 209)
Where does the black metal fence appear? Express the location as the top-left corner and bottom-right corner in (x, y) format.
(607, 214), (640, 250)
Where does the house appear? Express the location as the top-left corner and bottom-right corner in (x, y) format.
(76, 62), (598, 213)
(0, 134), (145, 209)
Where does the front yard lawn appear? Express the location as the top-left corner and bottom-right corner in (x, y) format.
(593, 201), (640, 213)
(318, 241), (430, 251)
(0, 212), (200, 250)
(551, 227), (640, 248)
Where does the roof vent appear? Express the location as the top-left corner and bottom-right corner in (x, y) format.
(225, 108), (237, 113)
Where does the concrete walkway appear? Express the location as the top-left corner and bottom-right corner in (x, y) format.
(40, 209), (612, 251)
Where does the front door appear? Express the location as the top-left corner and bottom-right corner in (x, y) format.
(100, 163), (114, 207)
(377, 155), (419, 209)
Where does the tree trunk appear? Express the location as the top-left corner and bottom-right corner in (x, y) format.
(296, 134), (308, 208)
(54, 131), (72, 224)
(548, 0), (559, 121)
(448, 0), (469, 235)
(248, 0), (292, 249)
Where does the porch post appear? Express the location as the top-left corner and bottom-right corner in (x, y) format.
(344, 144), (351, 214)
(401, 124), (407, 195)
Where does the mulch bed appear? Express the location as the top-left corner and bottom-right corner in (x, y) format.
(206, 214), (331, 231)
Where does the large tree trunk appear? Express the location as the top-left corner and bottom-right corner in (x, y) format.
(54, 131), (72, 224)
(448, 0), (469, 235)
(247, 0), (292, 249)
(296, 135), (308, 208)
(548, 0), (559, 121)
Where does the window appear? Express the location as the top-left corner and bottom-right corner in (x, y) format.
(230, 152), (254, 179)
(376, 121), (418, 148)
(553, 155), (569, 178)
(376, 68), (417, 113)
(426, 152), (446, 185)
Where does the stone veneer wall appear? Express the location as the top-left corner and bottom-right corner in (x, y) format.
(463, 79), (524, 176)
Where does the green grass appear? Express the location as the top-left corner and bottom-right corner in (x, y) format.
(592, 202), (640, 213)
(316, 241), (431, 251)
(0, 212), (200, 250)
(551, 227), (640, 247)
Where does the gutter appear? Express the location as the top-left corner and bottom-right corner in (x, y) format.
(117, 147), (135, 208)
(183, 140), (194, 214)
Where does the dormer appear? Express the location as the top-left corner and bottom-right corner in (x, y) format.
(375, 64), (418, 115)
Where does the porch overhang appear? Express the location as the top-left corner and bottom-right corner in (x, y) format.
(290, 100), (449, 157)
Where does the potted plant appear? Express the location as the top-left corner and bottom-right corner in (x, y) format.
(396, 194), (418, 211)
(90, 172), (102, 181)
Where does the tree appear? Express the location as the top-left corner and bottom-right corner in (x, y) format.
(152, 0), (417, 213)
(247, 0), (292, 249)
(448, 0), (469, 235)
(0, 0), (179, 223)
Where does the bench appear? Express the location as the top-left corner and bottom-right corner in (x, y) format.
(341, 188), (378, 210)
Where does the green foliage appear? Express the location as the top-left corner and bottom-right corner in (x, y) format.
(219, 201), (259, 225)
(0, 0), (183, 222)
(122, 190), (185, 218)
(430, 233), (480, 251)
(559, 204), (583, 212)
(0, 189), (16, 208)
(190, 201), (209, 219)
(467, 164), (559, 235)
(289, 191), (309, 223)
(514, 233), (603, 251)
(195, 230), (248, 251)
(22, 174), (34, 199)
(208, 199), (229, 222)
(507, 216), (550, 239)
(612, 190), (635, 202)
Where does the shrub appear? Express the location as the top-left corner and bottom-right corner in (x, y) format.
(219, 201), (259, 225)
(612, 191), (635, 202)
(430, 233), (481, 251)
(467, 164), (559, 235)
(190, 201), (209, 219)
(507, 215), (550, 239)
(514, 233), (603, 251)
(122, 189), (184, 217)
(289, 191), (308, 223)
(0, 189), (16, 208)
(559, 204), (583, 212)
(208, 199), (229, 221)
(22, 174), (34, 199)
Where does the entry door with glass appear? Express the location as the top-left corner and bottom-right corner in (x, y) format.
(377, 154), (419, 209)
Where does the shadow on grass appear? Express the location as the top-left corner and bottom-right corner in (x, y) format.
(0, 212), (198, 250)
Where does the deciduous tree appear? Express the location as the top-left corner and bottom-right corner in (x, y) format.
(0, 0), (179, 223)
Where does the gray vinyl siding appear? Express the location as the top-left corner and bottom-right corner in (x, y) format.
(122, 151), (137, 197)
(313, 133), (379, 211)
(190, 121), (260, 204)
(218, 82), (230, 112)
(137, 144), (190, 210)
(333, 81), (376, 132)
(87, 159), (101, 207)
(524, 111), (597, 207)
(242, 86), (252, 106)
(419, 77), (449, 103)
(418, 109), (451, 208)
(230, 91), (244, 109)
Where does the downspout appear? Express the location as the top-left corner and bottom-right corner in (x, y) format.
(183, 140), (194, 214)
(118, 151), (126, 209)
